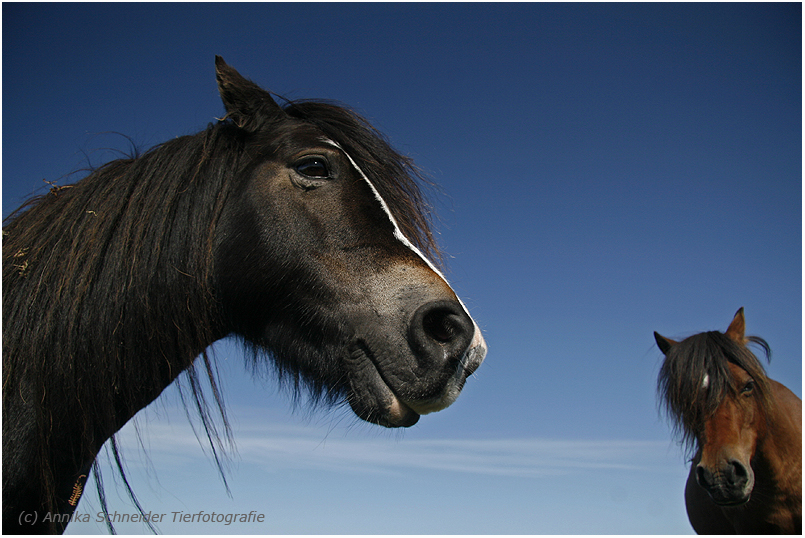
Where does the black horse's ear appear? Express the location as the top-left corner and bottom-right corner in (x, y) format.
(215, 56), (284, 130)
(654, 332), (676, 355)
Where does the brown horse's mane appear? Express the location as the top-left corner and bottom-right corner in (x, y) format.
(657, 330), (773, 456)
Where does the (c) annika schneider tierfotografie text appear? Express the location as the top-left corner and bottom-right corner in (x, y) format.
(37, 510), (266, 526)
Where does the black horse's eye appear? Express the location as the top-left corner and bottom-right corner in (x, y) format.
(295, 157), (331, 179)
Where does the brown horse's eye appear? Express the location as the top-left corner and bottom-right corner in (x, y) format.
(296, 157), (330, 179)
(741, 381), (755, 395)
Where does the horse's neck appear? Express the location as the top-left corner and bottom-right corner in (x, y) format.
(763, 379), (802, 464)
(757, 380), (802, 517)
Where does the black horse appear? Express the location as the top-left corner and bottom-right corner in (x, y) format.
(2, 57), (487, 533)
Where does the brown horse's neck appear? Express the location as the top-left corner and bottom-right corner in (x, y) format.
(754, 380), (802, 531)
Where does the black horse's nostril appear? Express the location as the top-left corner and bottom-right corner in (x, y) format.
(410, 300), (474, 367)
(422, 308), (461, 343)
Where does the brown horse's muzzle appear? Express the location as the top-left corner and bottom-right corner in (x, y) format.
(696, 459), (754, 506)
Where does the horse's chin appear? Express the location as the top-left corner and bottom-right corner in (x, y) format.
(349, 387), (421, 428)
(707, 487), (752, 507)
(711, 494), (751, 507)
(344, 343), (421, 428)
(384, 396), (420, 428)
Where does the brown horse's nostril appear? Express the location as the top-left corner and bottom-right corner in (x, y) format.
(726, 460), (750, 487)
(410, 300), (474, 366)
(696, 464), (711, 488)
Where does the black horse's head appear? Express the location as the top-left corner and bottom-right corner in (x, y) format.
(1, 57), (488, 533)
(212, 57), (486, 427)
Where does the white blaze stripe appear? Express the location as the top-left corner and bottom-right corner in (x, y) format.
(323, 138), (486, 365)
(702, 374), (710, 389)
(322, 140), (465, 308)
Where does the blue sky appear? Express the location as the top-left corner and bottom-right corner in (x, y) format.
(3, 3), (801, 534)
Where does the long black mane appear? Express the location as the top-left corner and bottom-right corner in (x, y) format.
(657, 330), (773, 455)
(3, 94), (440, 530)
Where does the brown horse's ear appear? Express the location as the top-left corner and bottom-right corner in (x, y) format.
(215, 56), (284, 130)
(725, 307), (746, 344)
(654, 332), (677, 355)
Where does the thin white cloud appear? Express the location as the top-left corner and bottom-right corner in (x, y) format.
(111, 405), (679, 480)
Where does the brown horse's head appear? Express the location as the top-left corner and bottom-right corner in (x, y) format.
(655, 308), (773, 506)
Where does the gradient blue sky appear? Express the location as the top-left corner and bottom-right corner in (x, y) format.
(3, 3), (801, 535)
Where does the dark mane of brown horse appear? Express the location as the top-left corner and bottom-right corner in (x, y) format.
(657, 330), (773, 455)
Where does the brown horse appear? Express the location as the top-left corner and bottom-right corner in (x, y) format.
(655, 308), (801, 534)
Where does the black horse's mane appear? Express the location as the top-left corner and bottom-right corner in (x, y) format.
(2, 97), (440, 530)
(657, 330), (773, 456)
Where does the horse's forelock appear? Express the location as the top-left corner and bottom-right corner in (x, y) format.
(658, 331), (772, 455)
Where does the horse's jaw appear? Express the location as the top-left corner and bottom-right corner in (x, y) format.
(344, 324), (486, 429)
